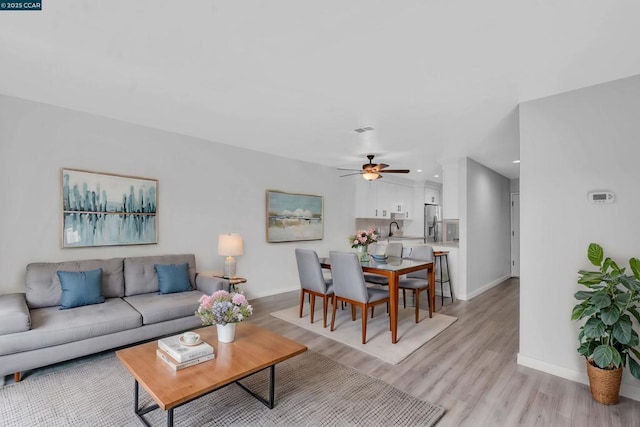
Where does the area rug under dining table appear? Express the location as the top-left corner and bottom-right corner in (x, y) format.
(271, 304), (457, 365)
(0, 349), (445, 426)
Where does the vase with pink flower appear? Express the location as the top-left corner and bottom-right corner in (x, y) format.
(195, 290), (253, 343)
(349, 228), (380, 262)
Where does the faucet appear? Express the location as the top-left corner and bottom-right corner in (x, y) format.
(388, 221), (400, 237)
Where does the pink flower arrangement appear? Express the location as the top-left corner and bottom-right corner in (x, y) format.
(196, 290), (253, 326)
(349, 228), (380, 249)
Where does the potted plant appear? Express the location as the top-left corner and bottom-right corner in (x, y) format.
(572, 243), (640, 404)
(349, 228), (380, 261)
(196, 290), (253, 343)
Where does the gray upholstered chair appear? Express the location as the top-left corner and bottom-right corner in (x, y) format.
(296, 249), (334, 328)
(398, 245), (434, 323)
(363, 241), (403, 286)
(329, 251), (390, 344)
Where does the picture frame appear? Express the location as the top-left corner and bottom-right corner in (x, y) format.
(266, 190), (323, 243)
(61, 168), (158, 248)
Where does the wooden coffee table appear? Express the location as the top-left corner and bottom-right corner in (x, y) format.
(116, 323), (307, 426)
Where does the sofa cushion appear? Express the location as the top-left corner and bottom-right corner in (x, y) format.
(124, 254), (196, 296)
(124, 290), (204, 325)
(26, 258), (125, 308)
(0, 298), (141, 356)
(155, 263), (191, 294)
(57, 269), (106, 310)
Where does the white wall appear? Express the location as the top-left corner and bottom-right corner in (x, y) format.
(0, 95), (355, 299)
(518, 74), (640, 400)
(464, 158), (511, 299)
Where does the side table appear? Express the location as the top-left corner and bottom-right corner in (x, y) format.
(201, 273), (247, 292)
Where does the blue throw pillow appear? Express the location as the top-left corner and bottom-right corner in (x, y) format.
(57, 268), (105, 310)
(155, 263), (191, 294)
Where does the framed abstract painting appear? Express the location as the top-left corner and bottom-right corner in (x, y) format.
(266, 190), (323, 242)
(61, 168), (158, 248)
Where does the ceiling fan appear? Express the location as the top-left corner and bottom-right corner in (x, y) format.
(339, 155), (410, 181)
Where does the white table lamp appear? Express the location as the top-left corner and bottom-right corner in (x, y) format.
(218, 234), (243, 278)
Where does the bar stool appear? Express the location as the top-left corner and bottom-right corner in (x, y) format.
(434, 251), (454, 306)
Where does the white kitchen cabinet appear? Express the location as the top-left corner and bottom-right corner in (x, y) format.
(424, 187), (440, 205)
(355, 179), (416, 219)
(355, 179), (390, 219)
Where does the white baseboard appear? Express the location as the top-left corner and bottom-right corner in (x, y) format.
(247, 285), (298, 300)
(464, 274), (511, 300)
(517, 353), (640, 401)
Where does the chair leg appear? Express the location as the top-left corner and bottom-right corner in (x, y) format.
(414, 290), (420, 323)
(402, 289), (407, 308)
(322, 295), (329, 328)
(371, 305), (375, 318)
(351, 305), (356, 321)
(299, 290), (305, 318)
(310, 294), (316, 324)
(331, 298), (338, 331)
(361, 304), (368, 344)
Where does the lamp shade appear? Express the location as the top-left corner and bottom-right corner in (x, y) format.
(218, 234), (243, 256)
(363, 172), (380, 181)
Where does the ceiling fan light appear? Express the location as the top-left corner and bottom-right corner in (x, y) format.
(363, 172), (380, 181)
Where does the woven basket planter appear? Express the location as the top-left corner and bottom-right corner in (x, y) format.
(586, 359), (623, 405)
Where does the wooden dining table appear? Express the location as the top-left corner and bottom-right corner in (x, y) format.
(319, 255), (435, 344)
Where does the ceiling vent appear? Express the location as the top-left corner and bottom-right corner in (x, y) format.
(354, 126), (374, 133)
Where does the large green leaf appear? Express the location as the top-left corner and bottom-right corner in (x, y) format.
(588, 243), (604, 267)
(571, 303), (587, 321)
(628, 357), (640, 380)
(577, 342), (591, 358)
(591, 293), (612, 309)
(584, 317), (606, 338)
(630, 258), (640, 280)
(592, 345), (615, 368)
(611, 347), (623, 367)
(601, 305), (621, 326)
(614, 292), (631, 310)
(573, 291), (594, 301)
(618, 275), (640, 292)
(612, 316), (633, 344)
(577, 272), (605, 286)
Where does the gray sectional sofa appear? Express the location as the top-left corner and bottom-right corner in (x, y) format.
(0, 254), (228, 382)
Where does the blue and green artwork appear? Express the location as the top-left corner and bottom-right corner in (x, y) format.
(267, 190), (323, 242)
(62, 169), (158, 247)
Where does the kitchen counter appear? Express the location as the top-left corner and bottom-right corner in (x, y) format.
(385, 236), (459, 248)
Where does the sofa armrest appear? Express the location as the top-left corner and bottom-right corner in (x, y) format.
(0, 293), (31, 335)
(195, 273), (229, 294)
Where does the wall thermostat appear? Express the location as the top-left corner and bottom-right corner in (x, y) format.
(588, 191), (615, 204)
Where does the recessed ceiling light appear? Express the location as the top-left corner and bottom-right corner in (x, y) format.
(434, 174), (439, 178)
(417, 169), (423, 173)
(513, 160), (521, 164)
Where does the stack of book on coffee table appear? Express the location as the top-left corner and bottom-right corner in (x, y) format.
(157, 334), (215, 371)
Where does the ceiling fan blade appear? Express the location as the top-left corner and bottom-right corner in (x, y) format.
(381, 169), (410, 173)
(339, 172), (363, 177)
(372, 163), (389, 172)
(337, 168), (362, 171)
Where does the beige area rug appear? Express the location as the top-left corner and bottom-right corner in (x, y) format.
(0, 350), (445, 426)
(271, 304), (457, 364)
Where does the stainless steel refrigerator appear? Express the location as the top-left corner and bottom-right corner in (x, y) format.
(424, 204), (441, 243)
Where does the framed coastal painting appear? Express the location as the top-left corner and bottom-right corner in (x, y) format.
(266, 190), (323, 242)
(61, 168), (158, 248)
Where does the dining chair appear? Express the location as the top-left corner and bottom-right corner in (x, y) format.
(295, 249), (334, 328)
(329, 251), (390, 344)
(363, 241), (403, 286)
(398, 245), (434, 323)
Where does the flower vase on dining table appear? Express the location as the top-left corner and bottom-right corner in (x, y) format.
(357, 245), (369, 262)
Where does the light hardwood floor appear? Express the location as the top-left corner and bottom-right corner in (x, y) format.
(250, 279), (640, 426)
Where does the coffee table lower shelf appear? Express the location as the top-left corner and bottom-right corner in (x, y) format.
(133, 364), (276, 427)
